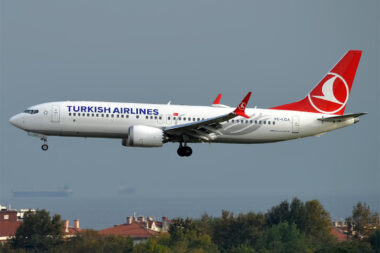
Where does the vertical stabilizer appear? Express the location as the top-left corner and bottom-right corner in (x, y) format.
(271, 50), (362, 115)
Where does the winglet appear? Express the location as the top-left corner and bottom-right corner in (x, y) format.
(233, 92), (252, 118)
(212, 94), (222, 105)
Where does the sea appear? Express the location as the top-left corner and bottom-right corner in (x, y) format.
(2, 194), (379, 230)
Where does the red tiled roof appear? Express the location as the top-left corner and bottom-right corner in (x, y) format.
(0, 221), (22, 239)
(64, 227), (82, 236)
(330, 227), (348, 242)
(99, 222), (158, 238)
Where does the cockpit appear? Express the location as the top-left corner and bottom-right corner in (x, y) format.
(24, 109), (39, 114)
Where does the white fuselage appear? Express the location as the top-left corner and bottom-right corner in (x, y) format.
(9, 101), (355, 144)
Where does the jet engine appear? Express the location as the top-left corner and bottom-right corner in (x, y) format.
(122, 125), (164, 147)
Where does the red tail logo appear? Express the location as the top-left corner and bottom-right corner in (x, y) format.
(308, 73), (349, 113)
(271, 50), (362, 115)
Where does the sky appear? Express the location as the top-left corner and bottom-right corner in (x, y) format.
(0, 0), (379, 224)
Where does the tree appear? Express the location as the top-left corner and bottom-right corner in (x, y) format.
(12, 209), (63, 251)
(265, 200), (290, 227)
(58, 230), (133, 253)
(256, 222), (310, 253)
(303, 200), (331, 240)
(212, 210), (266, 251)
(167, 217), (218, 253)
(347, 202), (380, 239)
(370, 229), (380, 253)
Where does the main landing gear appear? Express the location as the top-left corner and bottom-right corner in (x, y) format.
(177, 143), (192, 157)
(41, 136), (48, 151)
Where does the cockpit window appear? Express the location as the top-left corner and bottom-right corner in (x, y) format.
(24, 109), (39, 114)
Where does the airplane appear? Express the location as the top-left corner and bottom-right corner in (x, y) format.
(9, 50), (366, 157)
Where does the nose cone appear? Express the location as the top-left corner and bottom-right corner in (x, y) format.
(9, 114), (24, 129)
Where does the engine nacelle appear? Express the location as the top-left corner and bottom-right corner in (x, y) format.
(122, 125), (164, 147)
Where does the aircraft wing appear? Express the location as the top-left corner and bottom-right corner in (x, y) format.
(164, 92), (252, 142)
(317, 112), (367, 122)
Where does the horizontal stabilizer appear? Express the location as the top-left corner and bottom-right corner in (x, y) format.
(318, 112), (367, 121)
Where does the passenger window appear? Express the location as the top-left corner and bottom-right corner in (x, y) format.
(146, 116), (148, 119)
(136, 115), (139, 119)
(173, 117), (176, 120)
(117, 115), (119, 118)
(87, 113), (90, 117)
(259, 121), (261, 124)
(154, 116), (157, 119)
(126, 115), (129, 118)
(96, 114), (99, 117)
(82, 113), (85, 116)
(197, 118), (200, 121)
(92, 114), (95, 117)
(263, 121), (266, 124)
(268, 121), (271, 125)
(273, 121), (275, 125)
(193, 118), (195, 121)
(111, 114), (114, 118)
(73, 113), (76, 116)
(179, 117), (181, 120)
(168, 117), (171, 120)
(150, 116), (153, 119)
(250, 120), (253, 123)
(255, 120), (257, 124)
(106, 114), (109, 117)
(121, 115), (124, 118)
(232, 120), (235, 123)
(101, 114), (104, 117)
(159, 116), (162, 120)
(69, 113), (72, 116)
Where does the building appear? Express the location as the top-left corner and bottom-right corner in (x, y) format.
(99, 214), (171, 244)
(63, 219), (82, 238)
(0, 208), (22, 242)
(330, 227), (348, 242)
(0, 204), (81, 242)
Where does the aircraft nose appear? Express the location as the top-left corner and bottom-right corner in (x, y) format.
(9, 114), (24, 129)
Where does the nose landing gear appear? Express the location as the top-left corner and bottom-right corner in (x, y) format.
(41, 136), (48, 151)
(177, 142), (192, 157)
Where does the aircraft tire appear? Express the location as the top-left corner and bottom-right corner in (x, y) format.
(41, 144), (48, 151)
(184, 147), (192, 157)
(177, 147), (185, 157)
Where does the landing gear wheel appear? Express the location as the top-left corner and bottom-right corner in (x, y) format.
(184, 146), (192, 157)
(41, 144), (48, 151)
(177, 148), (185, 157)
(177, 146), (192, 157)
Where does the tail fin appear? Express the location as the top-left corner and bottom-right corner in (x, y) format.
(271, 50), (362, 115)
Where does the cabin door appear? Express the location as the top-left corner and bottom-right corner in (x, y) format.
(292, 115), (300, 133)
(51, 105), (60, 123)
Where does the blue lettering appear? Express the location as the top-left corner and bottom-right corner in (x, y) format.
(147, 109), (152, 115)
(88, 106), (94, 112)
(73, 106), (80, 112)
(113, 108), (120, 113)
(153, 109), (159, 115)
(98, 107), (103, 113)
(139, 108), (146, 115)
(130, 108), (135, 114)
(80, 106), (87, 112)
(123, 108), (130, 114)
(67, 105), (72, 112)
(104, 107), (111, 113)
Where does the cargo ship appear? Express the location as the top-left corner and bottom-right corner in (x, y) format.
(12, 185), (73, 198)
